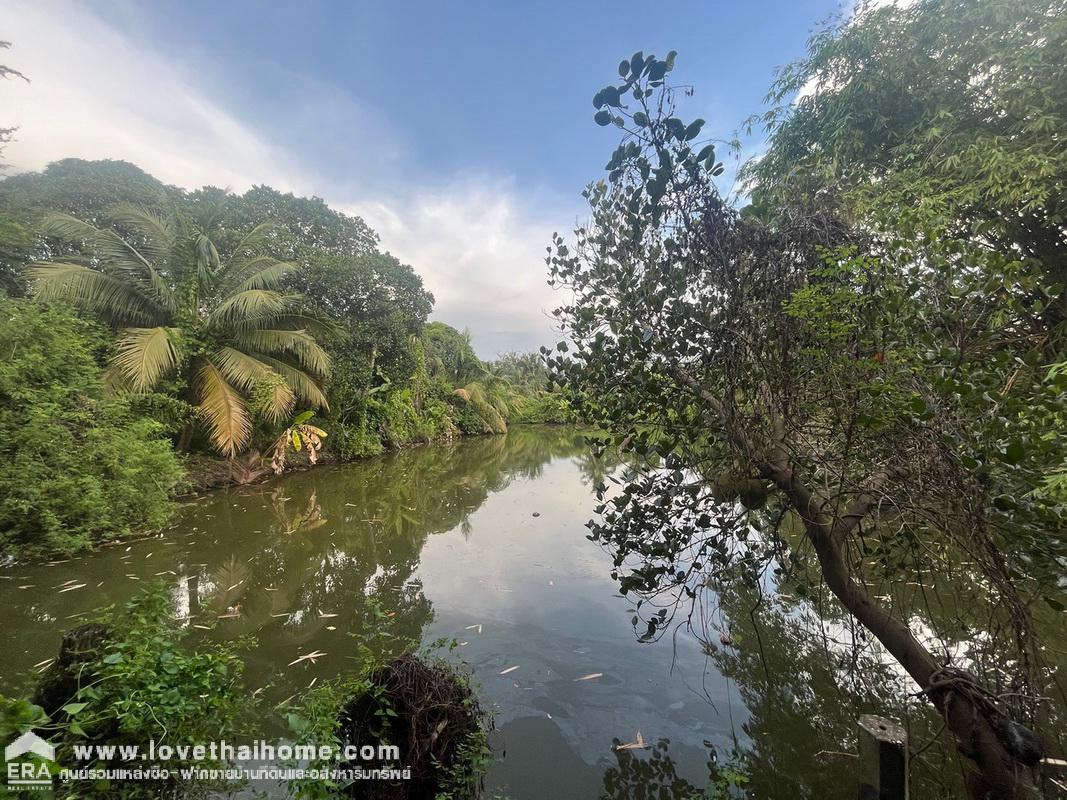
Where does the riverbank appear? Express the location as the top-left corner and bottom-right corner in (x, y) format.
(0, 427), (746, 798)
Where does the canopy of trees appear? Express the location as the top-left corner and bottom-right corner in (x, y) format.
(547, 12), (1065, 794)
(0, 160), (556, 560)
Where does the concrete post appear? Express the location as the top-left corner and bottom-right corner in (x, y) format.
(857, 714), (908, 800)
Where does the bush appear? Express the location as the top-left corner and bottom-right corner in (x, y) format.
(336, 654), (490, 799)
(329, 414), (386, 460)
(2, 586), (250, 798)
(286, 636), (491, 800)
(447, 395), (491, 435)
(510, 391), (573, 424)
(0, 299), (184, 560)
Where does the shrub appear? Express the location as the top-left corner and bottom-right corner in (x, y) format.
(446, 395), (490, 435)
(2, 586), (250, 798)
(285, 627), (491, 800)
(0, 299), (185, 559)
(510, 391), (573, 424)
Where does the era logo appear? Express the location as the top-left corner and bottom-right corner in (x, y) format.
(7, 761), (51, 780)
(4, 731), (55, 790)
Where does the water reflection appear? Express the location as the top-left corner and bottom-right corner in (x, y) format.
(8, 427), (1017, 798)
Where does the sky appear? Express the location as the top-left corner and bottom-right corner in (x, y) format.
(1, 0), (843, 357)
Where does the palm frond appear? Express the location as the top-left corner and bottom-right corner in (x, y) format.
(207, 289), (296, 326)
(30, 263), (164, 325)
(195, 360), (252, 457)
(223, 256), (298, 293)
(229, 310), (342, 339)
(214, 346), (295, 422)
(106, 204), (176, 263)
(227, 222), (277, 262)
(234, 328), (330, 376)
(113, 327), (182, 391)
(252, 354), (329, 410)
(194, 233), (221, 287)
(40, 213), (176, 313)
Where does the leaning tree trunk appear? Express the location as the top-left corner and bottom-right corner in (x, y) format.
(673, 367), (1039, 797)
(780, 469), (1038, 799)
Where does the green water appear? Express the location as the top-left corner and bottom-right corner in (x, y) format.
(0, 428), (746, 797)
(5, 426), (1045, 798)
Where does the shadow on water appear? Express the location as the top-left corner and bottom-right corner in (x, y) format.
(6, 425), (1037, 798)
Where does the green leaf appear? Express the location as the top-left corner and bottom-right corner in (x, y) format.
(62, 702), (88, 715)
(1003, 440), (1025, 464)
(601, 86), (622, 108)
(594, 110), (612, 127)
(630, 52), (645, 77)
(618, 60), (630, 78)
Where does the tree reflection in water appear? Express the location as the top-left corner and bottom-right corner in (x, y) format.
(167, 427), (595, 715)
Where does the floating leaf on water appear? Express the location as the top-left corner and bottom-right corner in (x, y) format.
(288, 650), (326, 667)
(574, 672), (603, 682)
(615, 731), (650, 751)
(499, 665), (520, 675)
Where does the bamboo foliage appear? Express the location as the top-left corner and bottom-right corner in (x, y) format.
(31, 207), (330, 456)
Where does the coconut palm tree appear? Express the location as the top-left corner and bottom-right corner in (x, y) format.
(31, 205), (331, 457)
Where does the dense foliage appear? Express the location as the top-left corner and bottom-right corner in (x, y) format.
(33, 203), (334, 457)
(548, 35), (1065, 797)
(0, 297), (183, 558)
(1, 586), (249, 798)
(0, 160), (561, 560)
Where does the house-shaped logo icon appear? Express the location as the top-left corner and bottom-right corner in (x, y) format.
(4, 731), (55, 762)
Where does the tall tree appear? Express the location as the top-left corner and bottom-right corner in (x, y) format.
(745, 0), (1067, 329)
(31, 204), (331, 456)
(548, 51), (1062, 797)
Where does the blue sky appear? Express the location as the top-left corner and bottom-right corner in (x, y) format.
(3, 0), (843, 355)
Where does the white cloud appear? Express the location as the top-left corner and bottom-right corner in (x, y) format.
(1, 1), (298, 191)
(0, 0), (570, 356)
(347, 180), (572, 357)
